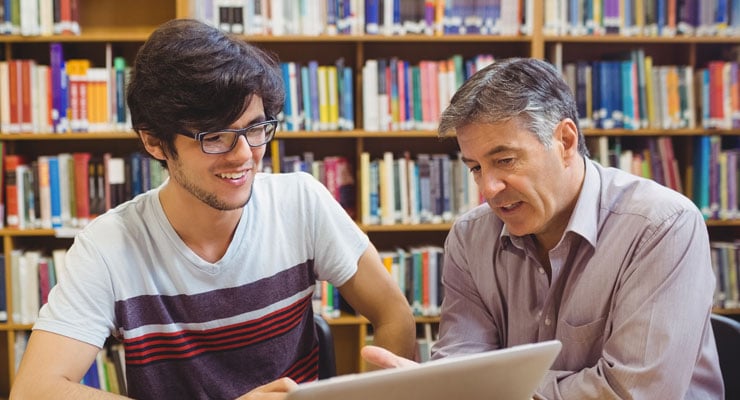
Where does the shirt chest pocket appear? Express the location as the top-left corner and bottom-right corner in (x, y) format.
(556, 316), (607, 368)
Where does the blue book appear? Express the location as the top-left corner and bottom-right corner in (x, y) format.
(280, 62), (294, 131)
(657, 0), (666, 35)
(81, 357), (101, 389)
(50, 43), (68, 133)
(342, 66), (354, 130)
(114, 57), (127, 126)
(365, 0), (379, 34)
(307, 61), (320, 131)
(129, 152), (142, 197)
(300, 65), (312, 131)
(620, 60), (636, 130)
(693, 135), (711, 218)
(731, 0), (740, 31)
(48, 156), (62, 228)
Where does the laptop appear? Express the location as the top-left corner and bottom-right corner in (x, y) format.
(286, 340), (561, 400)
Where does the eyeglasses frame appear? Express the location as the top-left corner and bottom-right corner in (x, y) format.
(178, 118), (279, 154)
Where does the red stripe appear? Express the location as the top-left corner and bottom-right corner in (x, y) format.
(125, 295), (311, 365)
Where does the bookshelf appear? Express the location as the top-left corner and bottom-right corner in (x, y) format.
(0, 0), (738, 396)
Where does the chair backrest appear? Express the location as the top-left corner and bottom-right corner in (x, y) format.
(313, 314), (337, 379)
(710, 313), (740, 400)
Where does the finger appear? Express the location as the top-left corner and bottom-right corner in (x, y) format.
(360, 345), (418, 369)
(257, 377), (298, 393)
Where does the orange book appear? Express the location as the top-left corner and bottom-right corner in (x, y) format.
(20, 60), (35, 132)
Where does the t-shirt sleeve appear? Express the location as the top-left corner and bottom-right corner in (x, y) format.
(33, 231), (117, 348)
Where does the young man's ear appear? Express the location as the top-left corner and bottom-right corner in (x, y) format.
(139, 130), (166, 161)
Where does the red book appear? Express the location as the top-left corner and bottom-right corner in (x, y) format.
(38, 257), (51, 305)
(4, 154), (26, 228)
(73, 152), (92, 226)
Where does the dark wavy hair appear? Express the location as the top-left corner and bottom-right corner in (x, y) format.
(127, 19), (285, 161)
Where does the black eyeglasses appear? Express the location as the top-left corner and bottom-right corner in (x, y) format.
(178, 118), (278, 154)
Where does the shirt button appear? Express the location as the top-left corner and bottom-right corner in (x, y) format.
(536, 311), (542, 321)
(538, 267), (545, 274)
(544, 317), (552, 326)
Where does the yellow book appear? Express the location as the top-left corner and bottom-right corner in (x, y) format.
(326, 65), (339, 130)
(317, 65), (330, 130)
(644, 56), (655, 127)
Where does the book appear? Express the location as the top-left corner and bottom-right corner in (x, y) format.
(4, 154), (25, 228)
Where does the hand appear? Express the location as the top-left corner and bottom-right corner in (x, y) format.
(361, 345), (419, 369)
(235, 377), (298, 400)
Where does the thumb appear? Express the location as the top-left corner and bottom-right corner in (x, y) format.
(361, 345), (419, 369)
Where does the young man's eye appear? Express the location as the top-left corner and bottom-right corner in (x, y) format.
(468, 165), (481, 173)
(498, 158), (514, 166)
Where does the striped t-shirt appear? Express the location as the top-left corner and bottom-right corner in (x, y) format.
(34, 172), (368, 399)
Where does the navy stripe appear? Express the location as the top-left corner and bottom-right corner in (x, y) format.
(115, 260), (316, 330)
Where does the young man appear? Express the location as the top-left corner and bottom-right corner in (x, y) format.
(11, 19), (415, 400)
(363, 58), (724, 399)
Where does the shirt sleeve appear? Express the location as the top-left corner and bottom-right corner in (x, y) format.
(33, 231), (117, 348)
(431, 222), (502, 359)
(536, 207), (720, 399)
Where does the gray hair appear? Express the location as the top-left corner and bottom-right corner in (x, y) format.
(438, 58), (589, 157)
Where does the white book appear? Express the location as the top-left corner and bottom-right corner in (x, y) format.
(360, 152), (372, 225)
(0, 62), (10, 133)
(39, 0), (54, 35)
(500, 0), (520, 35)
(407, 159), (419, 224)
(12, 164), (27, 229)
(362, 60), (379, 131)
(20, 250), (41, 325)
(10, 250), (22, 323)
(56, 153), (73, 227)
(52, 248), (68, 285)
(35, 65), (50, 133)
(381, 152), (396, 225)
(19, 0), (40, 36)
(270, 0), (285, 35)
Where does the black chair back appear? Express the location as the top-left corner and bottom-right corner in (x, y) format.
(313, 314), (337, 379)
(711, 313), (740, 400)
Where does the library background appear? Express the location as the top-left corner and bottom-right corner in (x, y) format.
(0, 0), (738, 396)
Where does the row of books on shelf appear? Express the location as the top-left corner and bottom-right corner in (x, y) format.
(545, 0), (740, 37)
(194, 0), (530, 37)
(315, 245), (445, 318)
(2, 151), (168, 230)
(590, 135), (740, 220)
(0, 249), (66, 325)
(0, 44), (130, 135)
(362, 54), (494, 132)
(712, 240), (740, 309)
(277, 53), (495, 133)
(0, 0), (80, 36)
(563, 52), (740, 131)
(360, 151), (480, 226)
(279, 59), (355, 132)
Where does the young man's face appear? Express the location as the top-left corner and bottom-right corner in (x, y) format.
(165, 96), (268, 211)
(457, 118), (579, 250)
